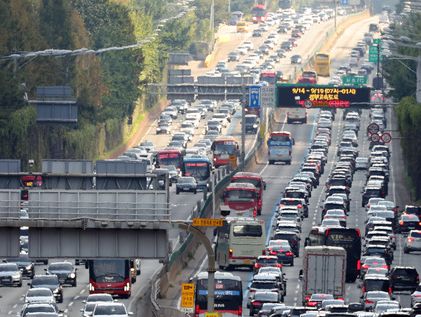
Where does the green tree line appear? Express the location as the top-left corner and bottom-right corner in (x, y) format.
(383, 8), (421, 199)
(0, 0), (210, 167)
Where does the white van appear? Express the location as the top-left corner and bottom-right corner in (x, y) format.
(286, 108), (307, 124)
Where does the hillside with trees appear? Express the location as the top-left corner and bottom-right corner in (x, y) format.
(0, 0), (212, 168)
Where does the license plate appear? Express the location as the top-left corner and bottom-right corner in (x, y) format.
(243, 259), (251, 264)
(221, 154), (229, 159)
(183, 187), (189, 190)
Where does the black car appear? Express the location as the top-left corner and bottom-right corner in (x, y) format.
(176, 176), (197, 194)
(290, 55), (302, 64)
(248, 291), (281, 316)
(272, 231), (300, 256)
(362, 186), (384, 207)
(46, 262), (77, 287)
(397, 214), (421, 233)
(245, 114), (260, 134)
(29, 275), (63, 303)
(363, 244), (393, 265)
(362, 275), (391, 293)
(5, 255), (35, 279)
(389, 266), (419, 293)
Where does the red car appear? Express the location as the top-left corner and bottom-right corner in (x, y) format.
(253, 256), (282, 274)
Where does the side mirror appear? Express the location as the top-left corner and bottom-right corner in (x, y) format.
(44, 268), (47, 271)
(299, 269), (303, 279)
(27, 282), (31, 286)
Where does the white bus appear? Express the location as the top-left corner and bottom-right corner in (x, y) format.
(215, 217), (266, 270)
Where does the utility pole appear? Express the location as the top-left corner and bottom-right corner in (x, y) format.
(241, 76), (246, 170)
(210, 0), (215, 45)
(417, 56), (421, 103)
(178, 223), (216, 313)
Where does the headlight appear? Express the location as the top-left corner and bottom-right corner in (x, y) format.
(69, 273), (76, 278)
(53, 288), (59, 294)
(12, 273), (21, 279)
(253, 124), (258, 128)
(26, 265), (32, 270)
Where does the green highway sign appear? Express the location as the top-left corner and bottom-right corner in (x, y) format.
(369, 45), (380, 63)
(373, 38), (382, 45)
(342, 75), (368, 86)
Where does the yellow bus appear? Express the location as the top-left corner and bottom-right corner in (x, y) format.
(236, 21), (247, 33)
(314, 52), (330, 77)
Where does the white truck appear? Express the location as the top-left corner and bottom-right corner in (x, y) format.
(301, 246), (346, 305)
(286, 108), (307, 124)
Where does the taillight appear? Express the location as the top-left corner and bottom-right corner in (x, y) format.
(399, 220), (404, 225)
(252, 301), (262, 307)
(297, 204), (302, 208)
(362, 287), (365, 293)
(362, 264), (369, 270)
(195, 305), (200, 314)
(365, 299), (373, 304)
(382, 265), (388, 269)
(286, 251), (293, 256)
(239, 306), (242, 315)
(307, 301), (317, 307)
(357, 260), (361, 270)
(388, 287), (392, 294)
(408, 237), (414, 242)
(229, 249), (233, 258)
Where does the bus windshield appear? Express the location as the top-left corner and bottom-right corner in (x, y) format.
(315, 53), (330, 62)
(157, 152), (182, 167)
(213, 142), (237, 155)
(184, 162), (210, 181)
(196, 277), (242, 312)
(251, 6), (266, 17)
(232, 178), (261, 188)
(233, 224), (262, 237)
(89, 260), (128, 283)
(225, 189), (256, 202)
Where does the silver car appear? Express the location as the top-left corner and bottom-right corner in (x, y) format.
(411, 283), (421, 306)
(404, 230), (421, 253)
(0, 263), (22, 287)
(362, 291), (390, 311)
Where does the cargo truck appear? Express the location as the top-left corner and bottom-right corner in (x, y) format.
(301, 246), (346, 306)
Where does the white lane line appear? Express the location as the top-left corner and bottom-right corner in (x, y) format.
(12, 304), (17, 308)
(74, 295), (79, 300)
(64, 309), (69, 314)
(69, 301), (74, 307)
(80, 289), (86, 295)
(7, 311), (12, 315)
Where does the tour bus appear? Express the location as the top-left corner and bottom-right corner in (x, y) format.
(155, 148), (184, 169)
(215, 217), (266, 270)
(221, 183), (260, 217)
(181, 155), (212, 191)
(88, 259), (132, 298)
(194, 271), (243, 316)
(304, 227), (362, 282)
(251, 4), (267, 23)
(267, 131), (294, 165)
(211, 137), (239, 169)
(230, 172), (266, 216)
(314, 52), (330, 77)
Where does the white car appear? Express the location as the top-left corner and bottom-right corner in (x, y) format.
(185, 114), (200, 128)
(92, 302), (133, 317)
(411, 283), (421, 306)
(356, 157), (369, 170)
(25, 288), (55, 304)
(81, 293), (114, 317)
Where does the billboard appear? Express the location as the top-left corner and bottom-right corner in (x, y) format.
(276, 84), (371, 108)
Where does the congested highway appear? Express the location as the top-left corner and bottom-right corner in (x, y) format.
(1, 4), (419, 317)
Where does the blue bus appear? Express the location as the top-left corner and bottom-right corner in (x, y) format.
(181, 155), (212, 191)
(267, 131), (294, 165)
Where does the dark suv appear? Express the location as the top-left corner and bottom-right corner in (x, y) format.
(46, 262), (77, 287)
(29, 275), (63, 303)
(389, 266), (419, 293)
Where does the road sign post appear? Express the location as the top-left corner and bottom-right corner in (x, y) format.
(181, 283), (195, 313)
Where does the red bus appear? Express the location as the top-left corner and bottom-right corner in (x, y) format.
(88, 259), (132, 298)
(211, 137), (239, 169)
(230, 172), (266, 215)
(221, 183), (259, 217)
(251, 4), (267, 23)
(155, 148), (183, 169)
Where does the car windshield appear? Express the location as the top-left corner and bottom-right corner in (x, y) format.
(87, 294), (113, 302)
(94, 305), (126, 315)
(27, 289), (53, 297)
(7, 257), (31, 265)
(178, 177), (195, 184)
(251, 281), (277, 289)
(25, 306), (56, 313)
(49, 263), (72, 271)
(254, 292), (278, 301)
(257, 258), (277, 265)
(32, 276), (59, 286)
